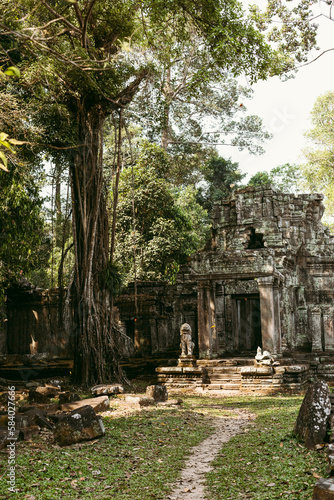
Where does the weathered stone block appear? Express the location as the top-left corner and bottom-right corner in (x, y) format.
(54, 405), (105, 446)
(146, 385), (168, 402)
(23, 408), (54, 430)
(240, 366), (273, 376)
(156, 367), (183, 374)
(36, 385), (60, 397)
(61, 396), (110, 413)
(294, 380), (331, 449)
(28, 390), (50, 404)
(125, 396), (155, 407)
(91, 384), (124, 396)
(59, 392), (81, 405)
(313, 478), (334, 499)
(19, 425), (40, 441)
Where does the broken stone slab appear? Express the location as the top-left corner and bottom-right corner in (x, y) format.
(91, 384), (124, 396)
(146, 385), (168, 402)
(294, 380), (331, 449)
(23, 408), (54, 430)
(125, 396), (155, 407)
(36, 385), (61, 397)
(313, 477), (334, 499)
(21, 403), (60, 414)
(19, 425), (40, 441)
(28, 390), (50, 404)
(54, 405), (105, 446)
(15, 414), (35, 429)
(156, 399), (182, 407)
(59, 392), (81, 405)
(61, 395), (110, 413)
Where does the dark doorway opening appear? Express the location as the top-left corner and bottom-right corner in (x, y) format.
(233, 294), (262, 352)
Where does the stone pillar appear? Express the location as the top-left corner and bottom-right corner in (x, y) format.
(323, 308), (334, 352)
(197, 281), (217, 358)
(257, 277), (281, 354)
(311, 307), (323, 352)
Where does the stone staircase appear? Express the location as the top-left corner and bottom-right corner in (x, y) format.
(156, 357), (312, 392)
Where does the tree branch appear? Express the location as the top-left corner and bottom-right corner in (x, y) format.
(82, 0), (98, 49)
(297, 48), (334, 68)
(40, 0), (81, 34)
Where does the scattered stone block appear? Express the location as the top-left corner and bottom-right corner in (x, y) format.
(22, 403), (60, 414)
(313, 477), (334, 499)
(146, 385), (168, 402)
(59, 392), (81, 405)
(24, 408), (54, 430)
(156, 399), (182, 407)
(15, 414), (35, 429)
(28, 390), (50, 404)
(91, 384), (124, 396)
(294, 380), (331, 449)
(19, 425), (40, 441)
(61, 395), (110, 413)
(54, 405), (105, 446)
(36, 385), (60, 397)
(125, 396), (155, 407)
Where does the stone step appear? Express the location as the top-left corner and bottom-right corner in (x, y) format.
(203, 367), (241, 374)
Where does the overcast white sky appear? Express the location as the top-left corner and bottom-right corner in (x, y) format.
(219, 5), (334, 182)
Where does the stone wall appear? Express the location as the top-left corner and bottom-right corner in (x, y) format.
(5, 288), (71, 357)
(4, 289), (136, 359)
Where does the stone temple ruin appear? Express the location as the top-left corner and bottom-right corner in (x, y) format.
(118, 186), (334, 391)
(2, 185), (334, 391)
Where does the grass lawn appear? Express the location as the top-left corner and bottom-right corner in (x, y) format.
(0, 393), (329, 499)
(0, 403), (215, 500)
(201, 394), (329, 499)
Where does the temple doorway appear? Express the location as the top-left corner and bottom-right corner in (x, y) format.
(232, 294), (262, 352)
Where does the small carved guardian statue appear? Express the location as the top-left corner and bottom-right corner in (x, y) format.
(180, 323), (195, 356)
(255, 346), (273, 366)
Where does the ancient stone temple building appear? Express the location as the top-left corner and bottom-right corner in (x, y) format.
(117, 186), (334, 363)
(180, 185), (334, 359)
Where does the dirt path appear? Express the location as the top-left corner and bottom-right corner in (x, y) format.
(166, 411), (252, 500)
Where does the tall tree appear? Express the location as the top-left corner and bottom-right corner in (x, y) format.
(302, 91), (334, 225)
(248, 163), (304, 193)
(0, 0), (273, 385)
(197, 155), (245, 213)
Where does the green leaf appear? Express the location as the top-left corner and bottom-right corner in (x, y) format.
(4, 66), (20, 78)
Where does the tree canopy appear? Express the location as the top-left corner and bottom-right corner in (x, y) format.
(248, 163), (304, 193)
(0, 0), (279, 385)
(302, 91), (334, 227)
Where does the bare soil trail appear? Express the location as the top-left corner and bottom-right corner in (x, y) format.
(166, 410), (253, 500)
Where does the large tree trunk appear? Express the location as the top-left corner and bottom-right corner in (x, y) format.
(69, 102), (125, 386)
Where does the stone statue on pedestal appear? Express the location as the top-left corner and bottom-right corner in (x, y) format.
(255, 346), (273, 366)
(180, 323), (195, 356)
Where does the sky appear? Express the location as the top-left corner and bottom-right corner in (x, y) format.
(219, 5), (334, 182)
